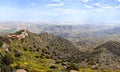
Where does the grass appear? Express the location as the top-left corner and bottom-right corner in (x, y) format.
(6, 38), (64, 72)
(79, 68), (120, 72)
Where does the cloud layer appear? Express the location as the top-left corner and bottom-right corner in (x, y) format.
(0, 0), (120, 23)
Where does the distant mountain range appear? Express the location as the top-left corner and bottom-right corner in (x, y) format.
(1, 22), (120, 48)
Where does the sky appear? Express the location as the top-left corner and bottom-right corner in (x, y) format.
(0, 0), (120, 24)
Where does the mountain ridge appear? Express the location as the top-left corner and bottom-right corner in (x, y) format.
(0, 30), (120, 71)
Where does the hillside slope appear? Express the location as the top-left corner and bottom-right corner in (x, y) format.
(0, 30), (82, 72)
(1, 31), (120, 72)
(89, 41), (120, 69)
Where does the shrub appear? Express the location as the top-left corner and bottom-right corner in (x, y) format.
(0, 39), (3, 48)
(14, 50), (23, 57)
(23, 46), (28, 51)
(1, 53), (14, 65)
(67, 64), (79, 71)
(49, 65), (58, 69)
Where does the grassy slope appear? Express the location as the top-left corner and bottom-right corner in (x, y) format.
(0, 32), (64, 72)
(8, 36), (63, 72)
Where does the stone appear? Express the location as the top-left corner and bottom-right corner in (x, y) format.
(15, 69), (27, 72)
(70, 70), (78, 72)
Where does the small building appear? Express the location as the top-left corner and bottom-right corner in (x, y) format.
(8, 29), (28, 40)
(8, 34), (16, 38)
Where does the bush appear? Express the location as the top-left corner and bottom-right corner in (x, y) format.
(1, 53), (14, 65)
(67, 64), (79, 71)
(23, 46), (28, 51)
(49, 65), (58, 69)
(14, 50), (23, 57)
(0, 39), (3, 48)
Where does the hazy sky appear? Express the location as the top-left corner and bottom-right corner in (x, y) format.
(0, 0), (120, 24)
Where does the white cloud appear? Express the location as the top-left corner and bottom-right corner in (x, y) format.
(81, 0), (90, 2)
(53, 0), (61, 2)
(101, 4), (113, 9)
(53, 8), (81, 14)
(94, 3), (113, 9)
(64, 0), (72, 1)
(102, 6), (112, 8)
(118, 0), (120, 1)
(0, 6), (27, 21)
(53, 0), (72, 2)
(94, 3), (100, 7)
(47, 2), (64, 7)
(29, 3), (36, 6)
(84, 4), (93, 8)
(115, 5), (120, 8)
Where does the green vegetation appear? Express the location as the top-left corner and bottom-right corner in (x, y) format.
(0, 31), (67, 72)
(0, 30), (120, 72)
(0, 39), (3, 48)
(79, 68), (120, 72)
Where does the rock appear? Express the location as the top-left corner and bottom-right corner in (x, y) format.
(70, 70), (78, 72)
(15, 69), (27, 72)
